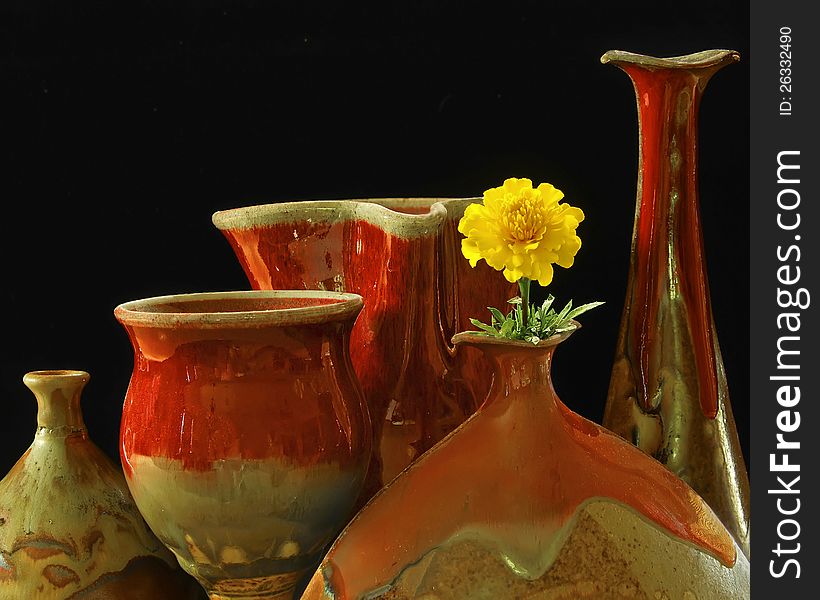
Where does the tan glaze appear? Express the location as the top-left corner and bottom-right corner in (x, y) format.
(213, 198), (516, 501)
(115, 291), (371, 600)
(0, 370), (202, 599)
(301, 329), (748, 599)
(601, 50), (750, 557)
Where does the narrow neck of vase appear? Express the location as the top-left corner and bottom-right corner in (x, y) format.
(604, 51), (738, 419)
(605, 50), (739, 278)
(24, 370), (89, 435)
(625, 64), (708, 253)
(489, 346), (556, 401)
(454, 331), (573, 412)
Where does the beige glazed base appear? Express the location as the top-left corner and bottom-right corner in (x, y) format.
(126, 452), (365, 597)
(359, 499), (749, 599)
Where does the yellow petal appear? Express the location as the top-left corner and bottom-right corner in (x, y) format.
(502, 177), (532, 195)
(533, 261), (554, 287)
(562, 206), (585, 225)
(461, 239), (483, 267)
(460, 178), (584, 288)
(555, 236), (582, 268)
(537, 182), (565, 205)
(503, 267), (522, 283)
(485, 250), (510, 271)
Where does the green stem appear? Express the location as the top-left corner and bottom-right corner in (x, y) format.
(518, 278), (531, 328)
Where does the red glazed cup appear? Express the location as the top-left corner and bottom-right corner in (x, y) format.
(114, 290), (370, 600)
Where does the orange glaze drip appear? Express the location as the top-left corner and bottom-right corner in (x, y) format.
(312, 340), (736, 598)
(621, 63), (719, 420)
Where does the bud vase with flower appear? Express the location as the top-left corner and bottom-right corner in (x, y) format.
(301, 177), (749, 599)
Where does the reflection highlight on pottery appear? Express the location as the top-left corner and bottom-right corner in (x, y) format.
(0, 370), (202, 599)
(213, 199), (516, 500)
(301, 326), (749, 599)
(114, 291), (371, 600)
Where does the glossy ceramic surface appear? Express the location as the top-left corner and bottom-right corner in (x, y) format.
(213, 199), (516, 497)
(0, 370), (201, 599)
(114, 291), (371, 600)
(301, 328), (749, 599)
(601, 50), (750, 557)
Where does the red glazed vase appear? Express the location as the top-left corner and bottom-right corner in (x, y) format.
(114, 291), (371, 600)
(212, 199), (516, 497)
(0, 370), (202, 599)
(301, 327), (750, 599)
(600, 50), (750, 557)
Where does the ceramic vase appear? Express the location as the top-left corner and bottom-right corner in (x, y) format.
(601, 49), (750, 557)
(0, 370), (201, 599)
(114, 291), (371, 600)
(301, 326), (750, 599)
(213, 199), (515, 497)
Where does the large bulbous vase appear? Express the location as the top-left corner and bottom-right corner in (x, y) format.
(114, 291), (371, 600)
(601, 49), (750, 557)
(301, 326), (749, 599)
(0, 370), (202, 599)
(213, 199), (515, 496)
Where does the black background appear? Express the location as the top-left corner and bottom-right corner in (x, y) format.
(0, 1), (749, 476)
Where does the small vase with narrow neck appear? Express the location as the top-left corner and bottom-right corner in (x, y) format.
(601, 49), (750, 558)
(0, 370), (202, 599)
(301, 326), (749, 599)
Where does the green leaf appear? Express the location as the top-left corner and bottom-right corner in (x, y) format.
(555, 299), (574, 324)
(469, 292), (603, 343)
(565, 301), (606, 320)
(487, 306), (506, 325)
(541, 295), (555, 313)
(470, 318), (498, 335)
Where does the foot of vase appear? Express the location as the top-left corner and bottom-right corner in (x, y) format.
(204, 571), (302, 600)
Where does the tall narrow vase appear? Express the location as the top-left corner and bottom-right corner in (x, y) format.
(213, 199), (515, 496)
(301, 327), (749, 599)
(115, 291), (371, 600)
(0, 370), (201, 599)
(601, 50), (750, 557)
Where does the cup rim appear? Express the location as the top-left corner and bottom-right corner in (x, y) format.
(114, 290), (364, 329)
(211, 198), (480, 238)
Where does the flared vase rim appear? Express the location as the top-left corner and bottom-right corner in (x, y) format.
(24, 369), (90, 384)
(600, 49), (740, 70)
(452, 320), (580, 349)
(23, 370), (91, 400)
(114, 290), (364, 329)
(212, 197), (481, 238)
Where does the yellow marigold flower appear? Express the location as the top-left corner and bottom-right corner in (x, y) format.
(458, 177), (584, 286)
